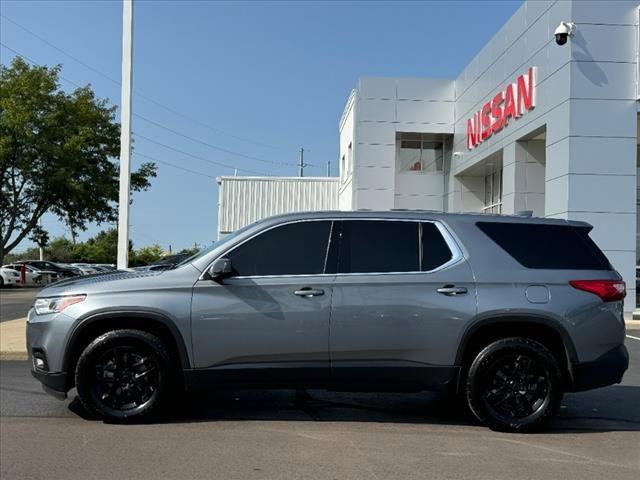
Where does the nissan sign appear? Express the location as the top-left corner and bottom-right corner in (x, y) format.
(466, 66), (537, 150)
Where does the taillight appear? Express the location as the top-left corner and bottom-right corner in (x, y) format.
(569, 280), (626, 302)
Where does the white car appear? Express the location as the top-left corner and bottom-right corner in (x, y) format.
(2, 264), (55, 284)
(0, 267), (22, 287)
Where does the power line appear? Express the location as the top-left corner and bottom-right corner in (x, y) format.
(0, 42), (269, 177)
(133, 151), (217, 179)
(1, 13), (300, 153)
(0, 37), (314, 170)
(0, 42), (85, 89)
(133, 133), (268, 175)
(133, 113), (311, 167)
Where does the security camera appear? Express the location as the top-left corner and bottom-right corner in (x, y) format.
(554, 21), (576, 46)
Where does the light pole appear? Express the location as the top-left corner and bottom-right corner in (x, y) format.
(117, 0), (134, 269)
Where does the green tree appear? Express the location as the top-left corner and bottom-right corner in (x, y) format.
(132, 244), (165, 266)
(72, 228), (123, 264)
(0, 57), (156, 262)
(46, 237), (76, 263)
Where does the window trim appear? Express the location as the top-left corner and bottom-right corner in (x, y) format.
(200, 218), (464, 280)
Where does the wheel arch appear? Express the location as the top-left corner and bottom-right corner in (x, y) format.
(63, 310), (191, 386)
(455, 314), (578, 387)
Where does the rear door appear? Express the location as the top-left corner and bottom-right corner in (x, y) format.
(329, 219), (476, 390)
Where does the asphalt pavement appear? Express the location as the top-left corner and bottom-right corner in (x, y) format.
(0, 287), (38, 322)
(1, 336), (639, 480)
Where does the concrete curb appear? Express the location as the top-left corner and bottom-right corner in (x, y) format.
(2, 317), (639, 361)
(0, 318), (28, 361)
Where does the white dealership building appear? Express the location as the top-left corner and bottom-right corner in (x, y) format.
(219, 0), (640, 315)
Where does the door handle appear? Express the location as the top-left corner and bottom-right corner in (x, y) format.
(294, 288), (325, 297)
(437, 285), (468, 296)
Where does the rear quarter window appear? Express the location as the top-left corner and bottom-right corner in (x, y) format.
(476, 222), (612, 270)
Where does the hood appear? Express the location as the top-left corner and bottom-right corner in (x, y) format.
(39, 270), (164, 296)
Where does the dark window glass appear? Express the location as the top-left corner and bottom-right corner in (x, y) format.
(338, 221), (419, 273)
(421, 222), (453, 271)
(476, 222), (612, 270)
(227, 221), (332, 276)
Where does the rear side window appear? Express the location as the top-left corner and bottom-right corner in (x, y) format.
(227, 221), (332, 276)
(476, 222), (612, 270)
(421, 222), (453, 271)
(337, 220), (454, 274)
(338, 221), (419, 273)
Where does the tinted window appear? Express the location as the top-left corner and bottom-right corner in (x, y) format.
(227, 221), (332, 276)
(338, 221), (419, 273)
(421, 222), (453, 271)
(476, 222), (612, 270)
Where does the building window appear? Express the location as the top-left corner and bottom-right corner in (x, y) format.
(483, 169), (502, 214)
(340, 154), (346, 182)
(347, 142), (353, 174)
(397, 133), (443, 173)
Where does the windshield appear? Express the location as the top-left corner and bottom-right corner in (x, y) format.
(175, 222), (257, 267)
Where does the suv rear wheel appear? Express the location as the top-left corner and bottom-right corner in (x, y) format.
(464, 337), (563, 432)
(75, 329), (171, 422)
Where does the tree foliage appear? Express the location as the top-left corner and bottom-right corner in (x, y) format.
(134, 244), (165, 266)
(4, 227), (168, 266)
(0, 57), (156, 261)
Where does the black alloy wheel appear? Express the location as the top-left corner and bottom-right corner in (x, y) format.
(481, 352), (551, 420)
(91, 345), (160, 414)
(464, 337), (563, 432)
(75, 329), (172, 422)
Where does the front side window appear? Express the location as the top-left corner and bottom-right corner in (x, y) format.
(226, 221), (333, 276)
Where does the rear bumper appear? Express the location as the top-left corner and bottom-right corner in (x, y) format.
(30, 369), (68, 400)
(570, 344), (629, 392)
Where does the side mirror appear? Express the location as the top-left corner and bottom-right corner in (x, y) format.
(207, 257), (234, 281)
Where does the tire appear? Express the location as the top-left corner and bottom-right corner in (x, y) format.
(75, 329), (172, 422)
(464, 337), (563, 432)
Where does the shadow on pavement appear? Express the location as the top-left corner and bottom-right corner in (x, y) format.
(67, 385), (640, 433)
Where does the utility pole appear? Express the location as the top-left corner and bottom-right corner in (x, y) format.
(326, 159), (331, 177)
(298, 147), (304, 177)
(117, 0), (134, 270)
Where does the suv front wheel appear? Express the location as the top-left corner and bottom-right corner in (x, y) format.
(75, 329), (171, 422)
(464, 337), (563, 432)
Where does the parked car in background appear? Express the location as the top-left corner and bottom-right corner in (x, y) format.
(87, 265), (110, 273)
(0, 266), (22, 287)
(1, 264), (51, 284)
(27, 211), (628, 432)
(95, 264), (117, 271)
(15, 260), (81, 278)
(70, 263), (101, 275)
(131, 254), (193, 273)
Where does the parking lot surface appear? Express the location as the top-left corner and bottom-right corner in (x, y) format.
(0, 288), (38, 322)
(1, 336), (639, 480)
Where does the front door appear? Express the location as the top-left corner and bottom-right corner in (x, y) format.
(329, 219), (476, 390)
(191, 220), (336, 387)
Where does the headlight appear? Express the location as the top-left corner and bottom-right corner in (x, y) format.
(34, 295), (86, 315)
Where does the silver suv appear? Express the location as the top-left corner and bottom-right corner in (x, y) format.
(27, 211), (628, 431)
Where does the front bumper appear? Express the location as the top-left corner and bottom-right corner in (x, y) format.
(570, 344), (629, 392)
(27, 309), (75, 399)
(30, 369), (68, 400)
